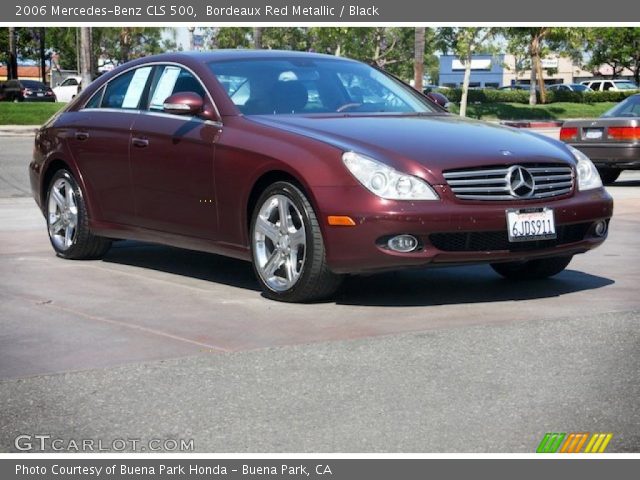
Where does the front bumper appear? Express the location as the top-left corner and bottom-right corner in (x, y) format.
(315, 185), (613, 274)
(568, 143), (640, 169)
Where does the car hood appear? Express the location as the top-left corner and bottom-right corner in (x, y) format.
(249, 114), (575, 182)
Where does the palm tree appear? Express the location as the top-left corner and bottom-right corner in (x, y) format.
(253, 28), (263, 49)
(414, 28), (426, 92)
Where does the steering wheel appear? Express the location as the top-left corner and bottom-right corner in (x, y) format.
(336, 102), (362, 113)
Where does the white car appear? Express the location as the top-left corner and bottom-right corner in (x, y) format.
(580, 79), (639, 92)
(52, 76), (82, 102)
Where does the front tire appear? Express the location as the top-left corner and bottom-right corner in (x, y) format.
(597, 167), (622, 185)
(490, 255), (573, 280)
(46, 169), (111, 259)
(250, 181), (342, 302)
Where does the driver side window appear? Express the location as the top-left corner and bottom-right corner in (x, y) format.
(148, 66), (206, 112)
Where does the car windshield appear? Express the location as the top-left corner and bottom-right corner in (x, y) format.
(602, 95), (640, 117)
(571, 84), (590, 92)
(21, 80), (44, 88)
(208, 57), (439, 115)
(613, 81), (639, 90)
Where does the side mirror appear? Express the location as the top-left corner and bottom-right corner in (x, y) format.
(426, 92), (451, 111)
(56, 82), (60, 86)
(163, 91), (204, 116)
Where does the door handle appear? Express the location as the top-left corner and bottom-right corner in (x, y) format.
(75, 131), (89, 141)
(132, 137), (149, 148)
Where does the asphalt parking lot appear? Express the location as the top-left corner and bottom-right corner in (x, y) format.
(1, 134), (639, 452)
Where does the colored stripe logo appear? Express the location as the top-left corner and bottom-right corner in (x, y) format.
(537, 433), (612, 453)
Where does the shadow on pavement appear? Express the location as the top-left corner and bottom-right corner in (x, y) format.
(611, 179), (640, 187)
(103, 240), (260, 292)
(102, 241), (613, 307)
(335, 265), (614, 307)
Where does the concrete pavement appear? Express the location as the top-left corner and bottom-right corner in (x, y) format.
(1, 136), (639, 452)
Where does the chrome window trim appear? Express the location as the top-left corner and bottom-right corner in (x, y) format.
(80, 107), (223, 129)
(79, 61), (223, 124)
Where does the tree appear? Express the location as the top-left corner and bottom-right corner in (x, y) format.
(414, 28), (425, 91)
(8, 27), (17, 80)
(505, 27), (586, 105)
(586, 28), (640, 85)
(253, 27), (263, 49)
(79, 27), (92, 86)
(437, 27), (495, 117)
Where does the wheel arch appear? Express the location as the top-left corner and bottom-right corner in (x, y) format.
(40, 158), (95, 220)
(246, 170), (314, 230)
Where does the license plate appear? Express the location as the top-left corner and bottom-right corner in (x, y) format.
(584, 128), (603, 140)
(37, 92), (44, 97)
(506, 208), (556, 242)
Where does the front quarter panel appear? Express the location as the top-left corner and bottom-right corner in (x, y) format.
(214, 116), (356, 248)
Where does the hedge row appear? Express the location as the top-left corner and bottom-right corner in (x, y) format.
(437, 88), (639, 104)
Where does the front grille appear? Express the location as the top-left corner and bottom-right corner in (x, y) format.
(429, 223), (591, 252)
(443, 164), (574, 201)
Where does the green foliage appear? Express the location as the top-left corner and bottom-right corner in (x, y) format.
(441, 88), (637, 105)
(448, 102), (617, 121)
(586, 27), (640, 84)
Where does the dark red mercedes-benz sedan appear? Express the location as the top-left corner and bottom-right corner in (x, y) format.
(30, 50), (613, 302)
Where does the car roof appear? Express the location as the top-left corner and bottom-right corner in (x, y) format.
(144, 49), (360, 65)
(19, 79), (45, 86)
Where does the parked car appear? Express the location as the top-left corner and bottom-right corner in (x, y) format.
(30, 51), (612, 302)
(499, 85), (531, 91)
(422, 84), (442, 94)
(548, 83), (593, 92)
(560, 93), (640, 184)
(426, 91), (451, 110)
(0, 79), (56, 102)
(580, 79), (639, 92)
(52, 75), (82, 103)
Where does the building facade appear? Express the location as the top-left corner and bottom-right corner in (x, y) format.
(438, 54), (623, 88)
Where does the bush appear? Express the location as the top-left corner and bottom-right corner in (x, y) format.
(439, 87), (638, 105)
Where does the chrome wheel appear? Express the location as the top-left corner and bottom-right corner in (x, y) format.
(253, 194), (306, 292)
(47, 178), (78, 251)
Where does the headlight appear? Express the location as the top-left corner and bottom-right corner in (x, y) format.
(567, 145), (603, 191)
(342, 151), (439, 200)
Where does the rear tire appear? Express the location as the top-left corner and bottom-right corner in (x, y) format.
(597, 167), (621, 185)
(490, 255), (573, 280)
(46, 169), (111, 259)
(250, 181), (342, 302)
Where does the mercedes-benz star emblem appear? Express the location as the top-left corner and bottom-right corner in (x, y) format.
(507, 165), (535, 198)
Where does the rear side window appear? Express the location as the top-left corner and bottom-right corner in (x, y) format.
(101, 67), (153, 109)
(590, 82), (602, 91)
(148, 66), (206, 111)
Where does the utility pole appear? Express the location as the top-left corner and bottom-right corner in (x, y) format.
(80, 27), (93, 90)
(8, 27), (18, 80)
(39, 27), (47, 85)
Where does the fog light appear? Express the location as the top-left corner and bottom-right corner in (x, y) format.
(387, 234), (419, 253)
(594, 221), (607, 237)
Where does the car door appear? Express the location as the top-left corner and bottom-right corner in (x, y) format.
(66, 66), (153, 226)
(56, 77), (79, 102)
(129, 64), (221, 239)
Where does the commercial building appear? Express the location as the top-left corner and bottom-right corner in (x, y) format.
(438, 53), (634, 88)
